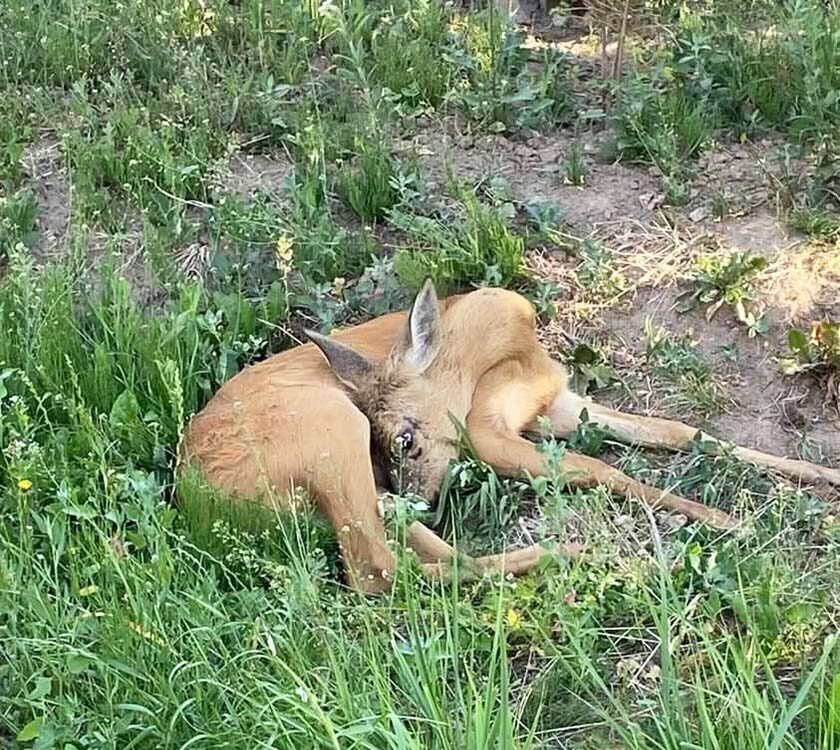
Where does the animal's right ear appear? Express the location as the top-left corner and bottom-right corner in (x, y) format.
(305, 330), (374, 393)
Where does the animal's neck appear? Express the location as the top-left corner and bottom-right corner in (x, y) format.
(430, 291), (538, 416)
(438, 290), (536, 382)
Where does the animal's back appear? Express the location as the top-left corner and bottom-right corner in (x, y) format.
(181, 307), (411, 496)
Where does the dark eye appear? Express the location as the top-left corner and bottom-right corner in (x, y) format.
(394, 429), (414, 453)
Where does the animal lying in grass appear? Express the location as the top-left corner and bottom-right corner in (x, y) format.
(181, 280), (840, 593)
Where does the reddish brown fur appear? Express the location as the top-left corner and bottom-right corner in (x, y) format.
(181, 284), (840, 593)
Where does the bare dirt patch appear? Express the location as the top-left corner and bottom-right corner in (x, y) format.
(762, 240), (840, 325)
(17, 137), (164, 305)
(400, 121), (661, 235)
(211, 152), (294, 204)
(714, 211), (801, 255)
(686, 140), (789, 219)
(598, 283), (840, 464)
(521, 196), (840, 472)
(81, 220), (167, 307)
(23, 137), (71, 262)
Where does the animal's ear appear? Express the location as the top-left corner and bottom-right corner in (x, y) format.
(393, 277), (441, 372)
(305, 330), (374, 392)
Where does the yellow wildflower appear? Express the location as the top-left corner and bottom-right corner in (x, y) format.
(274, 235), (294, 276)
(17, 479), (32, 492)
(128, 621), (167, 648)
(506, 608), (522, 631)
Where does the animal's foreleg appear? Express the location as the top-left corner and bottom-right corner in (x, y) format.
(406, 522), (581, 582)
(308, 454), (398, 595)
(470, 426), (735, 530)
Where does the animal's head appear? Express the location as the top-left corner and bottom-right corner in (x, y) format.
(306, 279), (463, 501)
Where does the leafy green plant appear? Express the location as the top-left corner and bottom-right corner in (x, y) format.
(672, 2), (840, 142)
(391, 190), (526, 291)
(527, 48), (577, 129)
(666, 1), (840, 227)
(789, 207), (840, 239)
(677, 252), (769, 336)
(522, 277), (565, 319)
(290, 280), (349, 333)
(523, 198), (566, 236)
(0, 188), (38, 257)
(368, 0), (456, 110)
(566, 408), (618, 458)
(345, 255), (412, 316)
(433, 456), (530, 554)
(64, 104), (218, 227)
(782, 321), (840, 375)
(211, 181), (374, 293)
(562, 141), (589, 187)
(574, 239), (626, 298)
(614, 70), (716, 197)
(450, 12), (575, 131)
(645, 319), (725, 415)
(335, 140), (400, 221)
(0, 117), (27, 185)
(564, 342), (616, 396)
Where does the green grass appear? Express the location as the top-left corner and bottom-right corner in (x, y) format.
(612, 72), (717, 205)
(644, 320), (727, 417)
(612, 0), (840, 205)
(335, 140), (400, 222)
(0, 189), (38, 260)
(2, 0), (840, 747)
(562, 141), (589, 187)
(392, 189), (526, 291)
(1, 256), (839, 746)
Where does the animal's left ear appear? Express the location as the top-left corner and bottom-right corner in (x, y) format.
(392, 277), (441, 373)
(305, 330), (374, 392)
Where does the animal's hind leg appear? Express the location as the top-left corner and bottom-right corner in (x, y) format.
(543, 391), (840, 487)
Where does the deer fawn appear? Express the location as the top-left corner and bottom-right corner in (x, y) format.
(181, 280), (840, 594)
